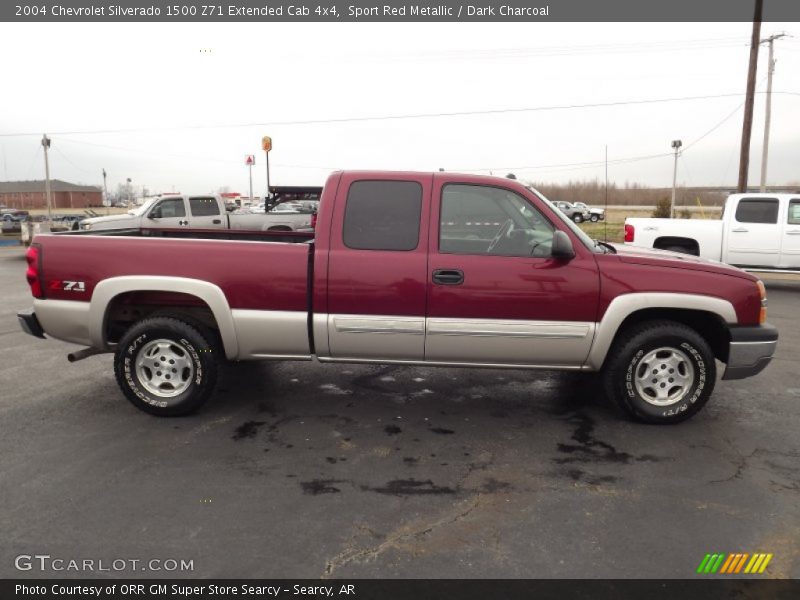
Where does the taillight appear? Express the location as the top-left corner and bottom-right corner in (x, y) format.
(25, 243), (43, 299)
(757, 280), (767, 324)
(624, 223), (634, 243)
(310, 212), (318, 229)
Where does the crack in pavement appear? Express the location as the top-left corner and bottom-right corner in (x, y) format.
(321, 495), (483, 578)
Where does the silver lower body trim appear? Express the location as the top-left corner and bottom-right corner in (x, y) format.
(33, 299), (92, 346)
(231, 309), (311, 360)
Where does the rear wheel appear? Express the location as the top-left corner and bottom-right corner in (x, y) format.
(572, 214), (583, 223)
(602, 320), (716, 424)
(114, 317), (219, 416)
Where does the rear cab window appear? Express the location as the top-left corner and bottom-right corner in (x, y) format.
(735, 198), (779, 224)
(189, 197), (220, 217)
(343, 181), (422, 251)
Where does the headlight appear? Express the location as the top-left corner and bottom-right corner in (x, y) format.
(82, 223), (92, 230)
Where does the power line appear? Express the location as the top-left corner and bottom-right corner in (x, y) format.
(2, 91), (798, 138)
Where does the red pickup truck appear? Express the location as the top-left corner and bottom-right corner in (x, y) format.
(18, 171), (777, 424)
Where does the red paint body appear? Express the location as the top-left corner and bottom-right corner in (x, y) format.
(31, 171), (763, 326)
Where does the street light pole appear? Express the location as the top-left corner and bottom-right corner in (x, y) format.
(42, 134), (53, 225)
(670, 140), (682, 219)
(102, 169), (109, 215)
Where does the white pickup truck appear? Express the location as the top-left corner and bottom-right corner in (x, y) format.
(624, 193), (800, 270)
(80, 192), (316, 233)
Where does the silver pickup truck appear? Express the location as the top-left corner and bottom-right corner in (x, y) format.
(81, 192), (317, 233)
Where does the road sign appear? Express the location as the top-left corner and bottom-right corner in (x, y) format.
(262, 136), (272, 152)
(245, 155), (255, 166)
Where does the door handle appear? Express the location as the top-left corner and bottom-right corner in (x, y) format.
(786, 230), (800, 235)
(178, 219), (189, 226)
(212, 219), (221, 224)
(731, 228), (748, 233)
(432, 269), (464, 285)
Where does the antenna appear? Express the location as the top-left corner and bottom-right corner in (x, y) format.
(604, 145), (608, 243)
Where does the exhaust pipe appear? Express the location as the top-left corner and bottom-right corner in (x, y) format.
(67, 347), (110, 362)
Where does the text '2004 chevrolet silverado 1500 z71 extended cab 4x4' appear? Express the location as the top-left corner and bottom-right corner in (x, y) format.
(18, 171), (778, 424)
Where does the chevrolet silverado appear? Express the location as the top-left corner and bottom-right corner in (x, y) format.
(18, 171), (777, 423)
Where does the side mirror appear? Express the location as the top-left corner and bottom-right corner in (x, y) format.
(551, 230), (576, 260)
(148, 209), (160, 219)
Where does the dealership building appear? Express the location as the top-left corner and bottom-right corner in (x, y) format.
(0, 180), (103, 209)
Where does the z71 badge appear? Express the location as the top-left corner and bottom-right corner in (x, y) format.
(49, 280), (86, 292)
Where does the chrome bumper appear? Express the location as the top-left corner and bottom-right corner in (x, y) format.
(722, 324), (778, 381)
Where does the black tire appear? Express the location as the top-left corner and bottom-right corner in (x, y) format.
(572, 214), (583, 223)
(602, 320), (716, 424)
(590, 214), (599, 223)
(114, 317), (219, 416)
(662, 246), (694, 255)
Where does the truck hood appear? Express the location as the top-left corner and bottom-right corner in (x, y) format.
(610, 243), (757, 281)
(82, 214), (137, 228)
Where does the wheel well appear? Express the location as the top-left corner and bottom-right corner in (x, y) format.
(105, 291), (221, 346)
(612, 308), (730, 363)
(267, 225), (292, 232)
(653, 237), (700, 256)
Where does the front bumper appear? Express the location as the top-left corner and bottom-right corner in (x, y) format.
(722, 323), (778, 380)
(17, 309), (45, 339)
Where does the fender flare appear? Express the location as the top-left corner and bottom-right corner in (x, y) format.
(586, 292), (737, 369)
(89, 276), (239, 360)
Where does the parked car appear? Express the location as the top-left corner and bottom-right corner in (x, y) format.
(554, 201), (591, 223)
(624, 193), (800, 270)
(80, 194), (315, 233)
(19, 171), (777, 424)
(572, 202), (605, 222)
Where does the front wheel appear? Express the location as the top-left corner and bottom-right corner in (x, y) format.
(602, 321), (716, 424)
(114, 316), (219, 416)
(590, 214), (599, 223)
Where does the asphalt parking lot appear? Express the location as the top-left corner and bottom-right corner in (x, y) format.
(0, 246), (798, 579)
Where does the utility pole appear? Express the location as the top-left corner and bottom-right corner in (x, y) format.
(760, 33), (786, 192)
(737, 0), (763, 193)
(41, 134), (53, 225)
(102, 169), (109, 215)
(670, 140), (682, 218)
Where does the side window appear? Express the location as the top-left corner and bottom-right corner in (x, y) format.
(151, 198), (186, 218)
(343, 181), (422, 251)
(788, 200), (800, 225)
(439, 184), (554, 257)
(189, 197), (220, 217)
(735, 198), (778, 224)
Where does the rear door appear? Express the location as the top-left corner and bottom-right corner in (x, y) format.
(725, 197), (781, 267)
(780, 198), (800, 268)
(145, 196), (189, 228)
(324, 174), (431, 360)
(187, 196), (225, 228)
(425, 178), (600, 366)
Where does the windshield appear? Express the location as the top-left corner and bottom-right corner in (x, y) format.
(527, 186), (600, 252)
(128, 198), (158, 216)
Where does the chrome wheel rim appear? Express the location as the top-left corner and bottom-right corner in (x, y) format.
(634, 346), (695, 406)
(135, 339), (194, 398)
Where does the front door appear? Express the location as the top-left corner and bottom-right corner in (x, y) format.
(325, 174), (432, 361)
(146, 197), (189, 228)
(425, 180), (600, 367)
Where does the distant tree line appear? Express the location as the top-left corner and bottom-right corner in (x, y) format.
(526, 179), (727, 207)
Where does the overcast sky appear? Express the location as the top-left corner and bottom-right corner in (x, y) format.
(1, 21), (798, 195)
